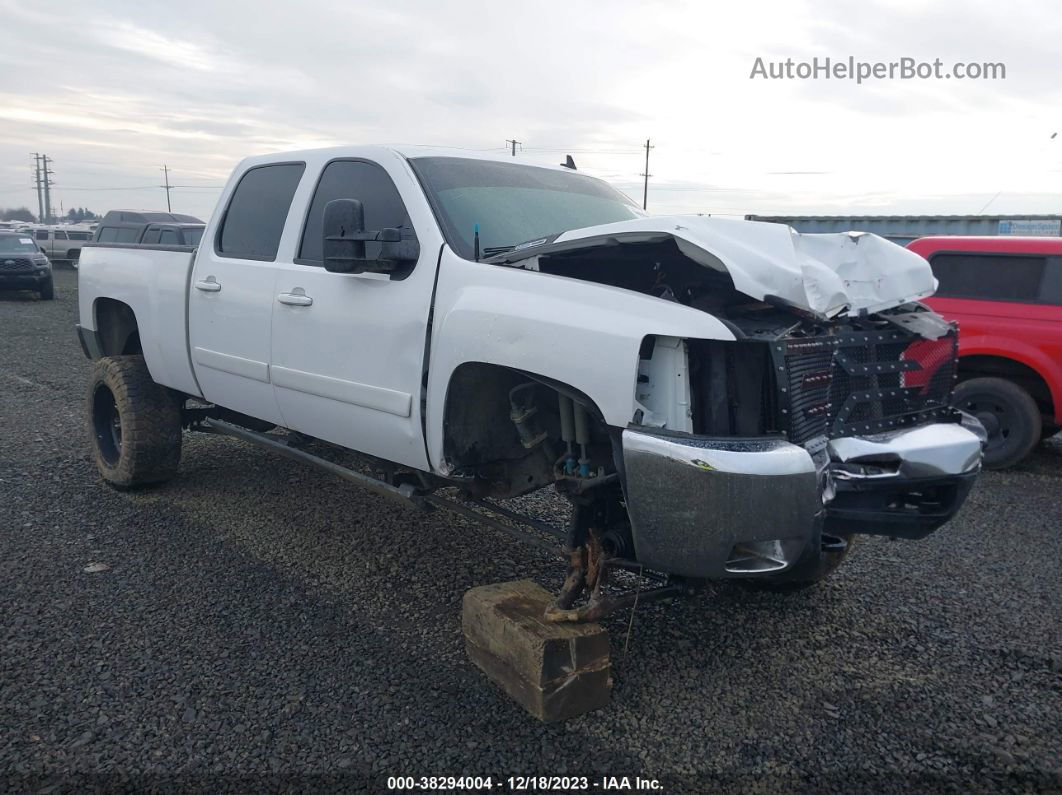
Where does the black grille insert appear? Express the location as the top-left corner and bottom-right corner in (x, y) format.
(0, 257), (34, 271)
(781, 327), (958, 443)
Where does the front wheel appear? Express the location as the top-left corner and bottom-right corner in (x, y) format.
(87, 355), (182, 489)
(952, 377), (1040, 469)
(38, 275), (54, 300)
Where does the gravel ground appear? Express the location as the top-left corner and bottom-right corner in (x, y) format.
(1, 268), (1059, 793)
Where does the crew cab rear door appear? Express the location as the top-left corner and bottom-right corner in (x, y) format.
(269, 156), (440, 470)
(188, 161), (305, 425)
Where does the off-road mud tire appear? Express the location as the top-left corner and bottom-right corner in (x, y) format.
(87, 355), (182, 489)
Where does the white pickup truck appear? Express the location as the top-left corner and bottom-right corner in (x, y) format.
(76, 146), (984, 619)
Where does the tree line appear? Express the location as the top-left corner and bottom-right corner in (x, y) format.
(1, 207), (102, 223)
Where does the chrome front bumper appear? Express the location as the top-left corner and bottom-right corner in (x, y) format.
(621, 419), (983, 579)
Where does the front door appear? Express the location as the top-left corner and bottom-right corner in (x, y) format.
(188, 162), (305, 425)
(269, 158), (436, 470)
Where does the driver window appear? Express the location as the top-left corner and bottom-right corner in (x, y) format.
(297, 160), (413, 266)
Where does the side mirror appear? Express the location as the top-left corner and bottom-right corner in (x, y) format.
(322, 198), (420, 274)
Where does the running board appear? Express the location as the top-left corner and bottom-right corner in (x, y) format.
(204, 419), (564, 554)
(203, 419), (421, 506)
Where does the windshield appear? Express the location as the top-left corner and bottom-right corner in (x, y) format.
(0, 235), (40, 254)
(410, 156), (640, 260)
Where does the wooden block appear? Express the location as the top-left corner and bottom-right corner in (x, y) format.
(462, 580), (610, 722)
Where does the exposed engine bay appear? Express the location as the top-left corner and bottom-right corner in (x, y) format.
(491, 236), (957, 443)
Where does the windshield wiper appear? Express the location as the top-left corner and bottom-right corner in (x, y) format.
(481, 236), (552, 259)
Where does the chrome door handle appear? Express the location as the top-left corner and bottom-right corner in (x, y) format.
(277, 290), (313, 307)
(194, 277), (221, 292)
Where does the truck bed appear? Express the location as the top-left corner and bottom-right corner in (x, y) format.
(77, 243), (202, 397)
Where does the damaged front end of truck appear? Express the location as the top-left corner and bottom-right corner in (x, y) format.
(481, 216), (984, 620)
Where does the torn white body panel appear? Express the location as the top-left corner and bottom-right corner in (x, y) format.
(634, 336), (693, 432)
(504, 215), (937, 317)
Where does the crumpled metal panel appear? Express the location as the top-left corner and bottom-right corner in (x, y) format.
(622, 429), (820, 578)
(494, 215), (937, 318)
(827, 421), (983, 480)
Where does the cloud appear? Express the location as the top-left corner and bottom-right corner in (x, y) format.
(89, 21), (221, 71)
(0, 0), (1059, 221)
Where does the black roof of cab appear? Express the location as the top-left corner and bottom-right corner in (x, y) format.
(93, 210), (206, 245)
(99, 210), (203, 224)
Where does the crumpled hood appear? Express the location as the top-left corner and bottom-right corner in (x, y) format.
(498, 215), (937, 317)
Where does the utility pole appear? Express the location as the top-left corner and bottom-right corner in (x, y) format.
(41, 154), (53, 224)
(31, 154), (44, 223)
(160, 164), (173, 212)
(640, 138), (653, 211)
(505, 139), (522, 156)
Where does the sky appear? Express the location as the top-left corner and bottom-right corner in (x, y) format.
(0, 0), (1060, 222)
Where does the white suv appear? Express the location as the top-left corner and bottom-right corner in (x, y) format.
(26, 225), (95, 267)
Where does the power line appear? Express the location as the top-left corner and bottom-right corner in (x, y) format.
(31, 154), (44, 222)
(50, 185), (161, 191)
(640, 138), (653, 210)
(387, 143), (508, 152)
(16, 184), (226, 191)
(521, 147), (643, 154)
(647, 186), (749, 193)
(41, 154), (54, 224)
(160, 164), (172, 212)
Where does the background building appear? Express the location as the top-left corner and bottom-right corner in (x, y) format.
(745, 214), (1062, 246)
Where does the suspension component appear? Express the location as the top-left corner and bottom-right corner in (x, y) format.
(573, 401), (591, 478)
(558, 393), (577, 475)
(508, 384), (554, 460)
(544, 494), (686, 623)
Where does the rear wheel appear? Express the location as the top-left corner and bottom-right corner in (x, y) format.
(38, 275), (54, 300)
(953, 377), (1039, 469)
(87, 355), (182, 489)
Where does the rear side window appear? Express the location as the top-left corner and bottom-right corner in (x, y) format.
(1035, 258), (1062, 305)
(67, 231), (91, 241)
(97, 227), (118, 242)
(217, 163), (305, 261)
(159, 229), (179, 245)
(142, 227), (161, 245)
(184, 227), (204, 247)
(115, 228), (139, 244)
(930, 253), (1047, 303)
(35, 230), (49, 240)
(54, 230), (68, 240)
(297, 160), (413, 264)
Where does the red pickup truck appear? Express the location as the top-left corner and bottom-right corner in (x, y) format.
(908, 236), (1062, 468)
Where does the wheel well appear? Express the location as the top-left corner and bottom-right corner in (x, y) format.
(94, 298), (142, 356)
(441, 363), (610, 498)
(67, 249), (80, 260)
(958, 355), (1054, 417)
